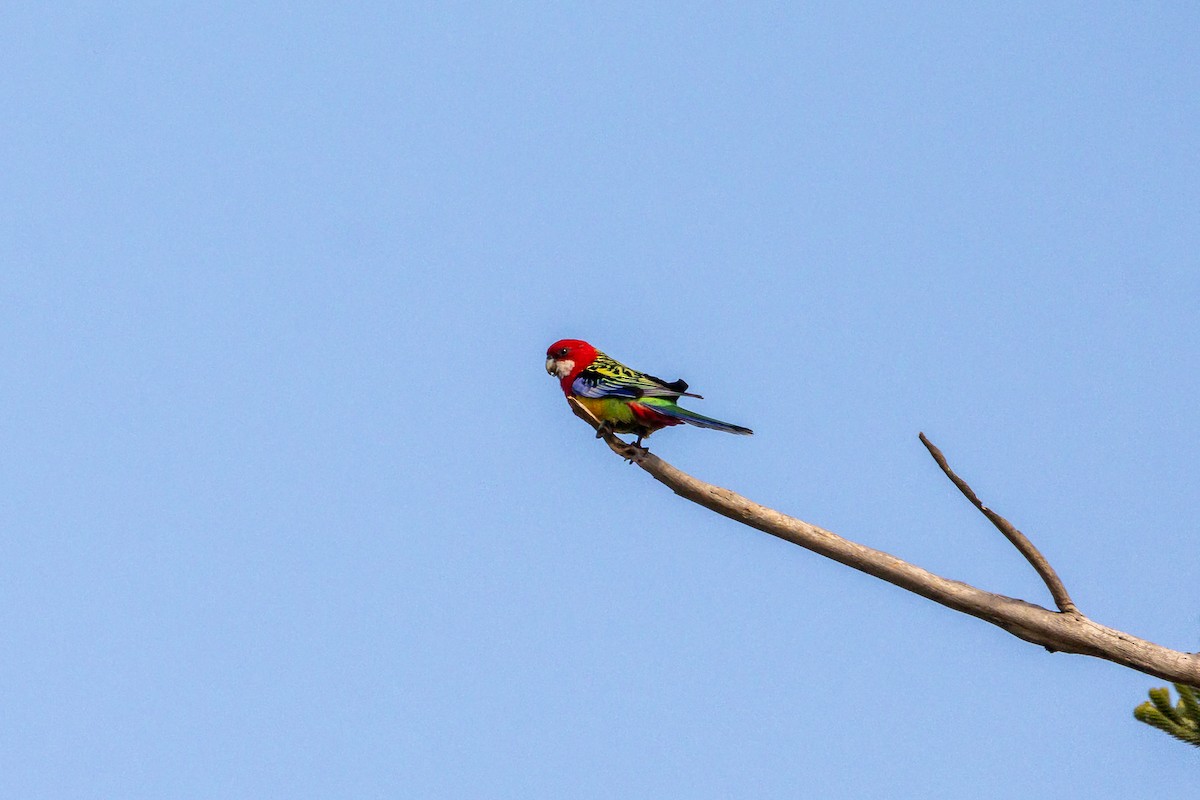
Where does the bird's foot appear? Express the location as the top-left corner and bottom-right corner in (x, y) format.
(621, 442), (648, 464)
(617, 434), (647, 464)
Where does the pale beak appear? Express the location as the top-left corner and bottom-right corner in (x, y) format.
(545, 357), (557, 376)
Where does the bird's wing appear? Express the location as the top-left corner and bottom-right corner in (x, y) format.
(571, 353), (702, 400)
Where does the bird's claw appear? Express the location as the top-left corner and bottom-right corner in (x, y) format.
(621, 443), (648, 464)
(587, 419), (646, 463)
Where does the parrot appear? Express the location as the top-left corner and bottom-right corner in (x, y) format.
(545, 339), (752, 446)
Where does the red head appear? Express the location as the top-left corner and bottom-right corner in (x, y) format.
(545, 339), (598, 393)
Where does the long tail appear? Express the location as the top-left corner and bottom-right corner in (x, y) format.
(648, 403), (753, 435)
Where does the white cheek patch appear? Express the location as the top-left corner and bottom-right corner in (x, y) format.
(555, 359), (575, 378)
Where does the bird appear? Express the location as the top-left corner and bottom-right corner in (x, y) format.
(545, 339), (752, 446)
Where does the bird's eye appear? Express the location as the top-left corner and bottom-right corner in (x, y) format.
(557, 348), (568, 357)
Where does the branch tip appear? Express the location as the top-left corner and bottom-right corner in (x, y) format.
(919, 433), (1078, 614)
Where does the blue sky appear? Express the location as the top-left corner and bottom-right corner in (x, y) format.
(3, 3), (1198, 797)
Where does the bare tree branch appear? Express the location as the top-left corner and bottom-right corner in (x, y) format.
(918, 432), (1077, 614)
(565, 398), (1200, 686)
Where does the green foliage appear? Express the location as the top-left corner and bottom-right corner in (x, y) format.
(1134, 684), (1200, 747)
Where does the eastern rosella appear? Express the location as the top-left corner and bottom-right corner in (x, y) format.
(545, 339), (753, 446)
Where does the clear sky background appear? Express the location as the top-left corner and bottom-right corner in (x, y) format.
(3, 4), (1198, 798)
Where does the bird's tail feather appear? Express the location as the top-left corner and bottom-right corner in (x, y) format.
(652, 404), (753, 435)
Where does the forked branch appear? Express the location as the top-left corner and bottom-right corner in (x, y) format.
(918, 432), (1077, 614)
(566, 398), (1200, 685)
